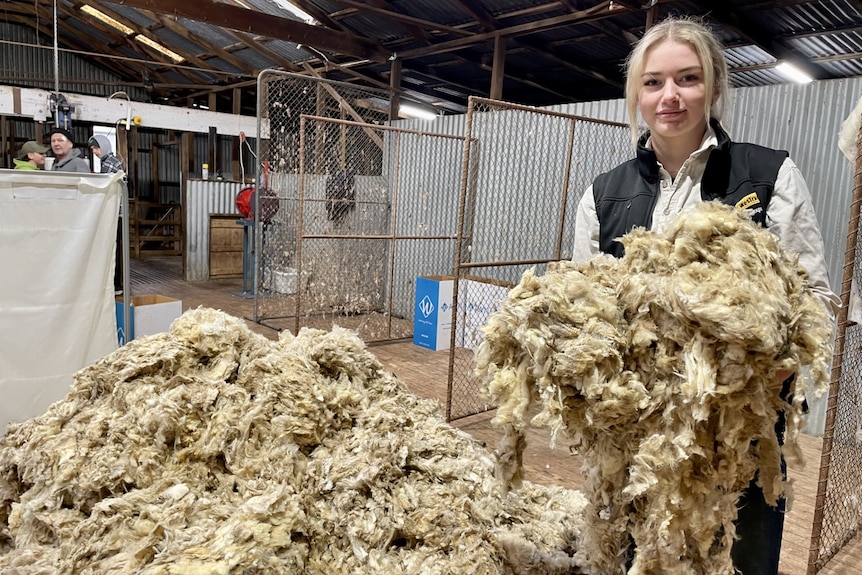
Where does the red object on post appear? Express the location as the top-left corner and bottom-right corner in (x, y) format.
(235, 160), (279, 222)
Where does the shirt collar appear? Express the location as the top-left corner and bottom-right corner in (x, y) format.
(643, 122), (718, 155)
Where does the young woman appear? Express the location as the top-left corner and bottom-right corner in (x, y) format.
(572, 16), (839, 575)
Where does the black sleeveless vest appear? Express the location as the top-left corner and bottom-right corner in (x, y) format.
(592, 119), (788, 257)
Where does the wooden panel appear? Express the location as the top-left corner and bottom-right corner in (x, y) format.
(210, 252), (243, 277)
(209, 214), (243, 278)
(210, 218), (244, 251)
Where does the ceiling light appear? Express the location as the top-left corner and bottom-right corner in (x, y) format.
(80, 5), (134, 35)
(136, 35), (185, 63)
(400, 103), (438, 121)
(271, 0), (318, 25)
(775, 62), (814, 84)
(80, 5), (184, 64)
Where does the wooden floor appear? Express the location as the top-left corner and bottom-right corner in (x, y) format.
(128, 256), (860, 575)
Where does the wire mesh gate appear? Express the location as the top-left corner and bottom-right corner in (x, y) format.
(808, 118), (862, 573)
(253, 69), (467, 342)
(446, 97), (631, 422)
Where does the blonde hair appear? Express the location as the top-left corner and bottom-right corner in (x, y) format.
(624, 16), (729, 146)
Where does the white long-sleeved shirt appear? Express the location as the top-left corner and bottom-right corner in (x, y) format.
(573, 126), (840, 320)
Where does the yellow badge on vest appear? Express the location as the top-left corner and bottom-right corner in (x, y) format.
(735, 193), (760, 210)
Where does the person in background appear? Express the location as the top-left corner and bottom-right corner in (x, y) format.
(13, 141), (49, 170)
(88, 134), (126, 295)
(88, 135), (124, 174)
(572, 16), (839, 575)
(49, 127), (90, 173)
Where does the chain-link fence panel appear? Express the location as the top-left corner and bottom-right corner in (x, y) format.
(810, 123), (862, 573)
(253, 70), (388, 330)
(447, 97), (630, 422)
(254, 75), (466, 344)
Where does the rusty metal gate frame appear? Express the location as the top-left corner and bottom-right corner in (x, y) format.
(287, 114), (467, 342)
(808, 116), (862, 574)
(446, 96), (630, 422)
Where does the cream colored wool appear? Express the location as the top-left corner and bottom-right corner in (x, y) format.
(476, 202), (833, 575)
(0, 308), (591, 574)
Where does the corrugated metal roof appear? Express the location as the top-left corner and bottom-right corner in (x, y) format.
(179, 20), (242, 48)
(264, 39), (313, 64)
(229, 47), (276, 71)
(108, 4), (156, 29)
(2, 0), (862, 114)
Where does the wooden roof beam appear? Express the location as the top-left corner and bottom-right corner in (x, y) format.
(73, 1), (206, 83)
(450, 0), (499, 31)
(327, 0), (474, 37)
(397, 1), (623, 59)
(1, 12), (143, 85)
(285, 0), (348, 31)
(113, 0), (391, 62)
(139, 10), (260, 77)
(224, 33), (304, 74)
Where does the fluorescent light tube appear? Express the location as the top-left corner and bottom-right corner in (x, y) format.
(775, 62), (814, 84)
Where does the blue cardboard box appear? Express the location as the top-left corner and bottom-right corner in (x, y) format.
(413, 276), (454, 351)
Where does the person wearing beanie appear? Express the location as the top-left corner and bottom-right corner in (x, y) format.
(88, 134), (124, 174)
(13, 141), (49, 170)
(49, 127), (90, 173)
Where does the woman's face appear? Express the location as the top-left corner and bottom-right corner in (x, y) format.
(638, 39), (709, 148)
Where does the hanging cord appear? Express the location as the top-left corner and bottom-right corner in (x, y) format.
(34, 0), (40, 46)
(52, 0), (59, 126)
(109, 92), (133, 167)
(238, 131), (258, 184)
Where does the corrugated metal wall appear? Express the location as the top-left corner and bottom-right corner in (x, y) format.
(404, 79), (860, 299)
(722, 80), (862, 435)
(185, 180), (245, 281)
(399, 78), (862, 434)
(554, 80), (861, 306)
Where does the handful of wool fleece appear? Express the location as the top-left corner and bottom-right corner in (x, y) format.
(475, 201), (833, 575)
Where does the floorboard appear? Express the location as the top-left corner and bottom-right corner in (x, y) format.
(128, 256), (860, 574)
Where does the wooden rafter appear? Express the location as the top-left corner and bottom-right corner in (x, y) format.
(328, 0), (474, 37)
(112, 0), (391, 62)
(400, 0), (625, 92)
(286, 0), (348, 32)
(396, 1), (620, 59)
(138, 10), (259, 77)
(72, 1), (204, 84)
(2, 2), (164, 87)
(361, 0), (431, 43)
(223, 32), (303, 74)
(450, 0), (499, 32)
(45, 3), (194, 89)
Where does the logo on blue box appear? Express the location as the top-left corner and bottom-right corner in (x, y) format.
(419, 295), (434, 318)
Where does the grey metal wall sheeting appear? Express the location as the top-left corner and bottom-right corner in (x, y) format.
(401, 79), (860, 306)
(725, 79), (861, 296)
(557, 79), (862, 304)
(185, 180), (245, 281)
(395, 79), (862, 435)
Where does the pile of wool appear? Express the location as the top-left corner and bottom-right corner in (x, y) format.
(475, 202), (833, 575)
(0, 307), (591, 575)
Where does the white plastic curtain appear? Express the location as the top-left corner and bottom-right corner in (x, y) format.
(0, 170), (122, 432)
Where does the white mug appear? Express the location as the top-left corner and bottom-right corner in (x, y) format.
(44, 157), (55, 170)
